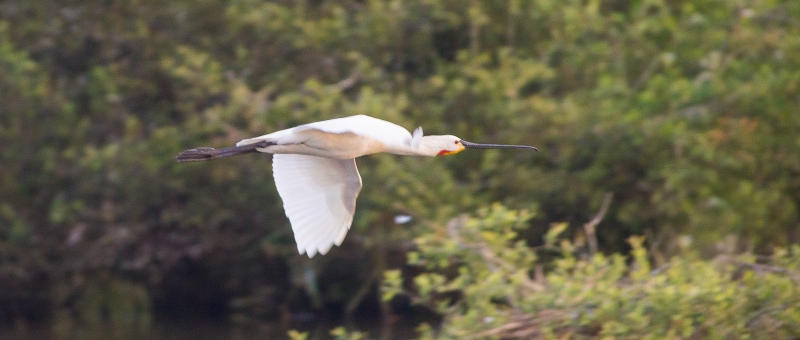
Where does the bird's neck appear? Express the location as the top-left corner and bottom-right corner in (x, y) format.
(384, 145), (434, 157)
(384, 138), (442, 157)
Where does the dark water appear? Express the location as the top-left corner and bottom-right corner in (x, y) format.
(0, 319), (417, 340)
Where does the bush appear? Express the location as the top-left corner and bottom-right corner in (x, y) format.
(385, 205), (800, 339)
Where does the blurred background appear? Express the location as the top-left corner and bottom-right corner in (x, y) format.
(1, 0), (799, 339)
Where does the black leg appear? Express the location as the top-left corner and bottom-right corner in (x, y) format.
(175, 141), (274, 162)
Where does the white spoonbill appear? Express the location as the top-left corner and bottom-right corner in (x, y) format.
(176, 115), (537, 257)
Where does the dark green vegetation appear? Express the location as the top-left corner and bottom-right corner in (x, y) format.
(1, 0), (799, 338)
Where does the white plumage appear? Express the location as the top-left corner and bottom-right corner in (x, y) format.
(272, 154), (360, 257)
(238, 115), (414, 156)
(176, 115), (537, 257)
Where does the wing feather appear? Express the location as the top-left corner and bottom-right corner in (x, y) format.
(272, 154), (362, 257)
(238, 115), (413, 148)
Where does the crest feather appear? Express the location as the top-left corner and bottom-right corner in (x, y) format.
(411, 127), (423, 148)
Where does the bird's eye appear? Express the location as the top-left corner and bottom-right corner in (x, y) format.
(455, 141), (460, 144)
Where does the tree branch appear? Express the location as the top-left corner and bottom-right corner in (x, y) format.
(583, 192), (613, 255)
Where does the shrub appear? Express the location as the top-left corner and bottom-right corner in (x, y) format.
(384, 205), (800, 339)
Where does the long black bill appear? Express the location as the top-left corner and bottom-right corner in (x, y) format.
(461, 140), (538, 151)
(175, 141), (274, 162)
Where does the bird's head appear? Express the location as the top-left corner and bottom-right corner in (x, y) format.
(418, 135), (538, 157)
(419, 135), (465, 156)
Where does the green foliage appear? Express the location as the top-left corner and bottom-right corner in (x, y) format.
(287, 326), (367, 340)
(51, 274), (151, 338)
(330, 326), (368, 340)
(1, 0), (799, 336)
(287, 329), (309, 340)
(387, 206), (800, 339)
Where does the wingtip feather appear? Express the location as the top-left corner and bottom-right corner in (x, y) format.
(175, 148), (216, 162)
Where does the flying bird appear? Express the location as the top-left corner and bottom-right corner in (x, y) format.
(176, 115), (537, 257)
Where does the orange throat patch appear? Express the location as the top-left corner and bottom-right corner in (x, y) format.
(437, 148), (465, 156)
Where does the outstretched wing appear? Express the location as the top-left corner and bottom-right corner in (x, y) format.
(272, 154), (362, 257)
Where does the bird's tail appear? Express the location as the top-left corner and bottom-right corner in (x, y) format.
(175, 141), (274, 162)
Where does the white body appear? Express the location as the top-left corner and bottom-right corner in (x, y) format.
(237, 115), (422, 158)
(237, 115), (464, 257)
